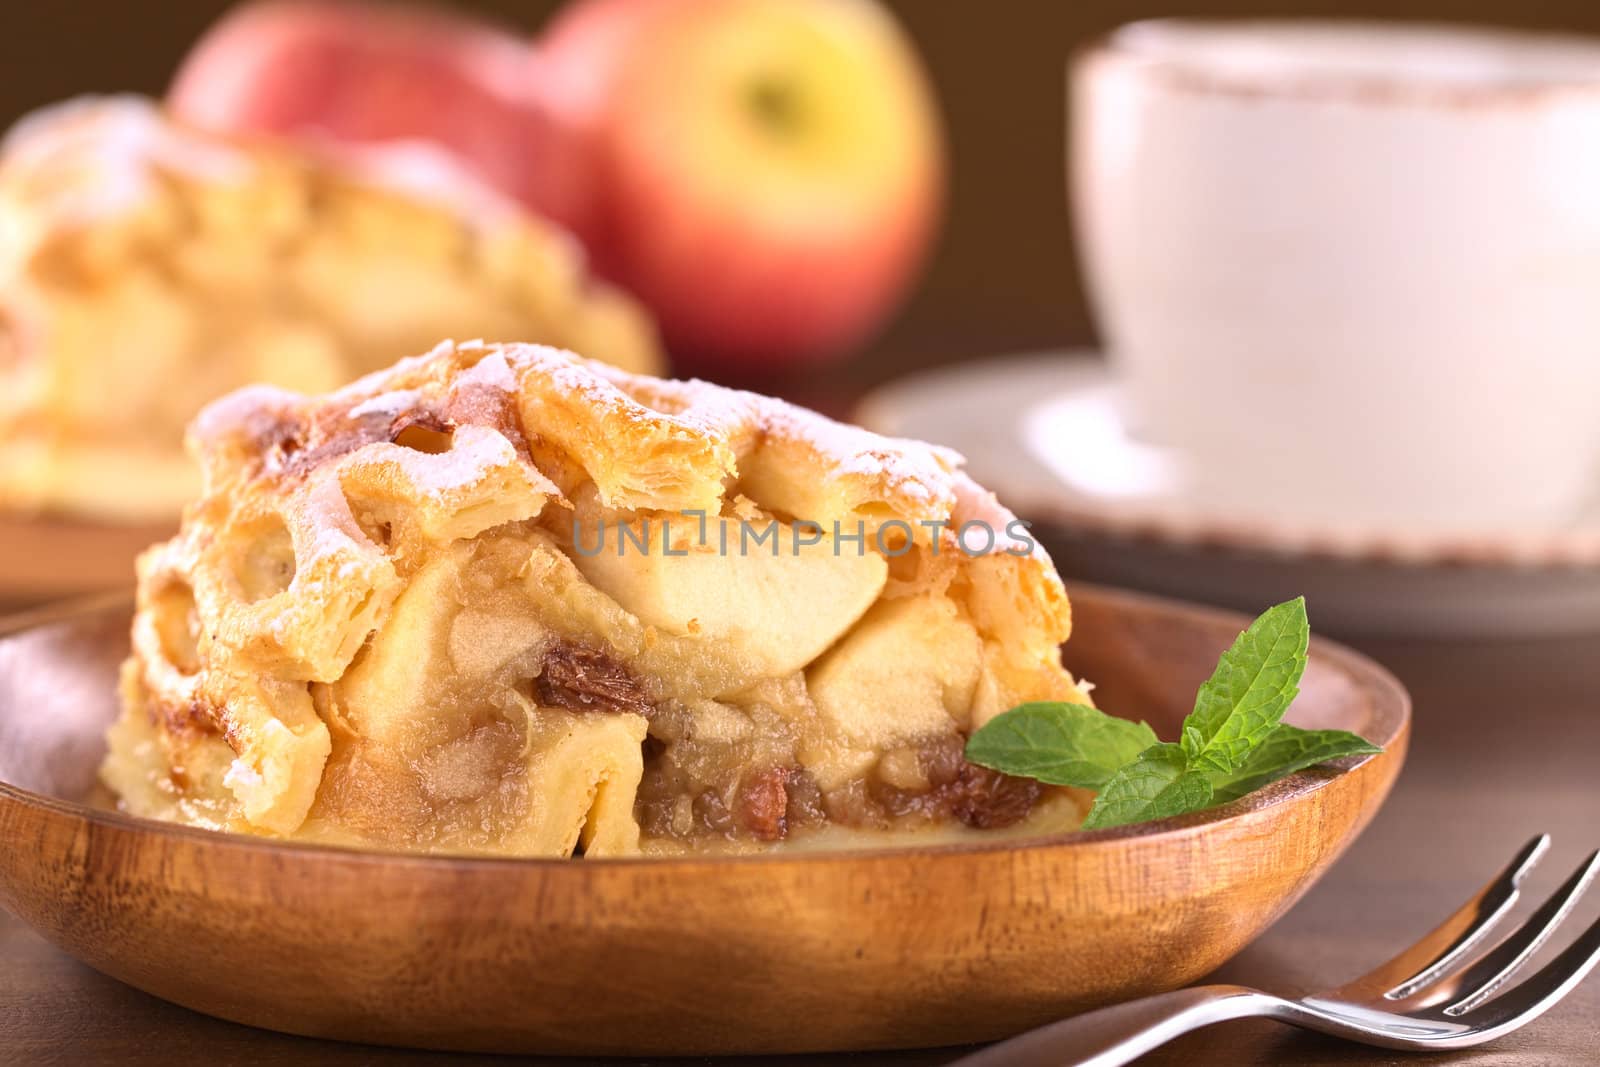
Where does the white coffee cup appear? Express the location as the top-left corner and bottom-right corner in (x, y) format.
(1072, 20), (1600, 532)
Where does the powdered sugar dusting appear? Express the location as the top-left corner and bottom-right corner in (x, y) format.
(3, 96), (251, 230)
(201, 341), (1019, 562)
(369, 424), (524, 495)
(222, 757), (263, 793)
(447, 344), (970, 520)
(578, 354), (965, 509)
(759, 398), (964, 510)
(296, 475), (375, 568)
(349, 389), (422, 421)
(952, 471), (1047, 561)
(455, 349), (517, 394)
(189, 383), (305, 448)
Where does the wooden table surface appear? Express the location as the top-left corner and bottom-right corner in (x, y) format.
(0, 333), (1595, 1066)
(2, 605), (1596, 1065)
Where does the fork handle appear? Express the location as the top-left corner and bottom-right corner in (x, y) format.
(950, 984), (1281, 1067)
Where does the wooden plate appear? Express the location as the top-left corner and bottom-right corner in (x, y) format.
(0, 513), (171, 607)
(0, 586), (1408, 1056)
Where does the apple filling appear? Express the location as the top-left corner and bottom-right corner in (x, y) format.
(314, 516), (1059, 851)
(104, 342), (1092, 856)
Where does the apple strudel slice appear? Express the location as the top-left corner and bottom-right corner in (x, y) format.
(0, 96), (661, 522)
(103, 340), (1093, 856)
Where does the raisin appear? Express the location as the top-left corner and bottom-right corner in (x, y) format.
(783, 770), (827, 829)
(948, 762), (1042, 830)
(870, 781), (936, 819)
(921, 734), (967, 788)
(535, 641), (655, 718)
(822, 778), (886, 829)
(736, 767), (792, 842)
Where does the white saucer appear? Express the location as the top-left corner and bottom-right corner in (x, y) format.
(857, 351), (1600, 636)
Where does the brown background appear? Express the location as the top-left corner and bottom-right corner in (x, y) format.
(8, 0), (1600, 381)
(2, 5), (1599, 1066)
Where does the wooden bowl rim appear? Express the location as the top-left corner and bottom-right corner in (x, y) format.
(0, 512), (169, 601)
(0, 584), (1410, 871)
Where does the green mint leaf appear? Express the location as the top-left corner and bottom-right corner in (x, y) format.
(1210, 724), (1383, 804)
(1080, 743), (1215, 830)
(964, 702), (1159, 788)
(969, 597), (1381, 833)
(1180, 597), (1310, 776)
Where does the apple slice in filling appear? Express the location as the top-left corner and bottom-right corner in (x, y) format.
(574, 513), (888, 679)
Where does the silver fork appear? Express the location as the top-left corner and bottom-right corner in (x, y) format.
(954, 836), (1600, 1067)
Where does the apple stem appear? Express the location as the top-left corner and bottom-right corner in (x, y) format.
(747, 78), (802, 135)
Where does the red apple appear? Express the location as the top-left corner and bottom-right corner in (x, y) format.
(539, 0), (945, 370)
(170, 0), (945, 371)
(168, 0), (597, 236)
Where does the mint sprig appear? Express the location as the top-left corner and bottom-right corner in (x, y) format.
(963, 702), (1157, 789)
(1209, 725), (1382, 804)
(1180, 597), (1309, 776)
(1078, 744), (1214, 830)
(964, 597), (1382, 831)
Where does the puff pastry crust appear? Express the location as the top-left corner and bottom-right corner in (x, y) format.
(0, 97), (662, 521)
(104, 341), (1092, 856)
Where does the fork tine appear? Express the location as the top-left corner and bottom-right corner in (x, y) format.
(1330, 835), (1549, 1000)
(1378, 835), (1551, 1001)
(1439, 850), (1600, 1016)
(1442, 911), (1600, 1035)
